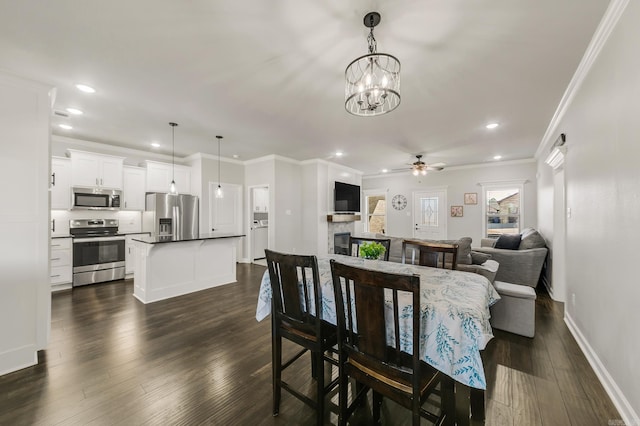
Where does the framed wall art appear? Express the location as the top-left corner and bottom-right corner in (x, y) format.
(451, 206), (463, 217)
(464, 192), (477, 205)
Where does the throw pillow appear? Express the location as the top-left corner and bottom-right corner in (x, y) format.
(471, 251), (492, 265)
(519, 229), (546, 250)
(494, 234), (521, 250)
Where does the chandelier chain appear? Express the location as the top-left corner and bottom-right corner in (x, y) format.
(367, 27), (377, 54)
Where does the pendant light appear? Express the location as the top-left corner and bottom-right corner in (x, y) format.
(345, 12), (401, 116)
(215, 135), (224, 198)
(168, 122), (178, 194)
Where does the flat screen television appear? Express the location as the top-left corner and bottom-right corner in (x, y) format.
(334, 181), (361, 213)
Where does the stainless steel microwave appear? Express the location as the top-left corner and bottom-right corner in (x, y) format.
(72, 187), (122, 210)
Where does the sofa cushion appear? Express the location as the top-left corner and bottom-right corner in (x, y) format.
(471, 251), (492, 265)
(519, 229), (546, 250)
(494, 234), (521, 250)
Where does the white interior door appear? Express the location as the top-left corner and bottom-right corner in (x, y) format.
(209, 183), (242, 233)
(412, 190), (447, 240)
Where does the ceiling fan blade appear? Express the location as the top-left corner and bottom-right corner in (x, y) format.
(426, 166), (444, 171)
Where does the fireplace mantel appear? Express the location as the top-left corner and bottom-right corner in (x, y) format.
(327, 214), (361, 223)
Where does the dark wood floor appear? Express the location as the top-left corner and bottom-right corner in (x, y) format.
(0, 264), (621, 425)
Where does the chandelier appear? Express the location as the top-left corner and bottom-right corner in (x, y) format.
(345, 12), (401, 117)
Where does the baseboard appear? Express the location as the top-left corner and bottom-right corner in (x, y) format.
(541, 276), (556, 300)
(564, 313), (639, 425)
(0, 344), (38, 377)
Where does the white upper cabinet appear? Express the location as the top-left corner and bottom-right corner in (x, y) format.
(123, 166), (146, 210)
(253, 187), (269, 212)
(69, 150), (124, 189)
(51, 157), (71, 210)
(145, 160), (191, 194)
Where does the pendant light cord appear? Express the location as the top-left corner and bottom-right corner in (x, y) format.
(216, 135), (223, 188)
(169, 122), (178, 182)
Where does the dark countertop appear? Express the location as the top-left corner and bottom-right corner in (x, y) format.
(132, 233), (245, 245)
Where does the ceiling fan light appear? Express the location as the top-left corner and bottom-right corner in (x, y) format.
(412, 169), (419, 176)
(421, 169), (427, 176)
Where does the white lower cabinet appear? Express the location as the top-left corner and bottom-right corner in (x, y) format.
(50, 237), (72, 291)
(125, 233), (149, 275)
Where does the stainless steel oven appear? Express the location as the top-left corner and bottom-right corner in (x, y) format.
(70, 219), (125, 286)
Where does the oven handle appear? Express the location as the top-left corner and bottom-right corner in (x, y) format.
(73, 236), (126, 243)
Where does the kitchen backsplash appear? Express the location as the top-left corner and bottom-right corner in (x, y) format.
(51, 210), (142, 236)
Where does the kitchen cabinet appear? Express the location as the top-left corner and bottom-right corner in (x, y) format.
(125, 233), (149, 275)
(145, 160), (191, 194)
(51, 157), (71, 209)
(253, 187), (269, 212)
(69, 150), (124, 189)
(50, 237), (72, 291)
(123, 166), (146, 210)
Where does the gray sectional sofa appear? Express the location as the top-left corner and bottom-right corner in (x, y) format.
(473, 227), (548, 288)
(373, 233), (499, 284)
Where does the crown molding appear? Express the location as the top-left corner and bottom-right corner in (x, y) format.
(535, 0), (630, 159)
(300, 158), (363, 175)
(191, 152), (244, 165)
(363, 158), (535, 179)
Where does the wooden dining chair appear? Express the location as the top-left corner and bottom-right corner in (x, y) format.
(264, 249), (339, 426)
(348, 236), (391, 261)
(401, 239), (459, 270)
(329, 259), (455, 426)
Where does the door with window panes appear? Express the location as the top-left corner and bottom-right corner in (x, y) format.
(413, 190), (447, 239)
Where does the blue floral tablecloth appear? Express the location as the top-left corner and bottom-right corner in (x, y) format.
(255, 254), (500, 390)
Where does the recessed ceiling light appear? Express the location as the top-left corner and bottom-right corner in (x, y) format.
(232, 154), (239, 159)
(151, 142), (160, 148)
(75, 84), (95, 93)
(493, 155), (502, 160)
(335, 151), (343, 157)
(486, 122), (499, 129)
(59, 124), (73, 130)
(66, 107), (83, 115)
(381, 169), (388, 173)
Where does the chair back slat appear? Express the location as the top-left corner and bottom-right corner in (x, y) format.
(266, 250), (322, 328)
(348, 236), (391, 261)
(330, 260), (420, 370)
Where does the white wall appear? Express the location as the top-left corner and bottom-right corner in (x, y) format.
(537, 1), (640, 422)
(363, 161), (538, 245)
(0, 72), (52, 374)
(273, 158), (302, 252)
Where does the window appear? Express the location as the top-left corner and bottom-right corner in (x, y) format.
(482, 183), (524, 238)
(365, 193), (386, 234)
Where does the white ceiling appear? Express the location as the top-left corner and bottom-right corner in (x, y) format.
(0, 0), (609, 174)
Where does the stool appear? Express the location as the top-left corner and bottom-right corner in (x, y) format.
(490, 281), (537, 338)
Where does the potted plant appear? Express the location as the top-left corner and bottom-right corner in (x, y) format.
(359, 241), (386, 260)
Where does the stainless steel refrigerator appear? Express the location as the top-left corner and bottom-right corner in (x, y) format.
(143, 193), (199, 239)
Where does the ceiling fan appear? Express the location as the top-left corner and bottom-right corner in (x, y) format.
(407, 154), (445, 176)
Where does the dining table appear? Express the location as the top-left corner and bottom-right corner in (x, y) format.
(255, 254), (501, 425)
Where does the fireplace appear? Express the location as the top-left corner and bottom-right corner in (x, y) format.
(334, 232), (351, 255)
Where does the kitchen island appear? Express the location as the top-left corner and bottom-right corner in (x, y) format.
(131, 233), (244, 304)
